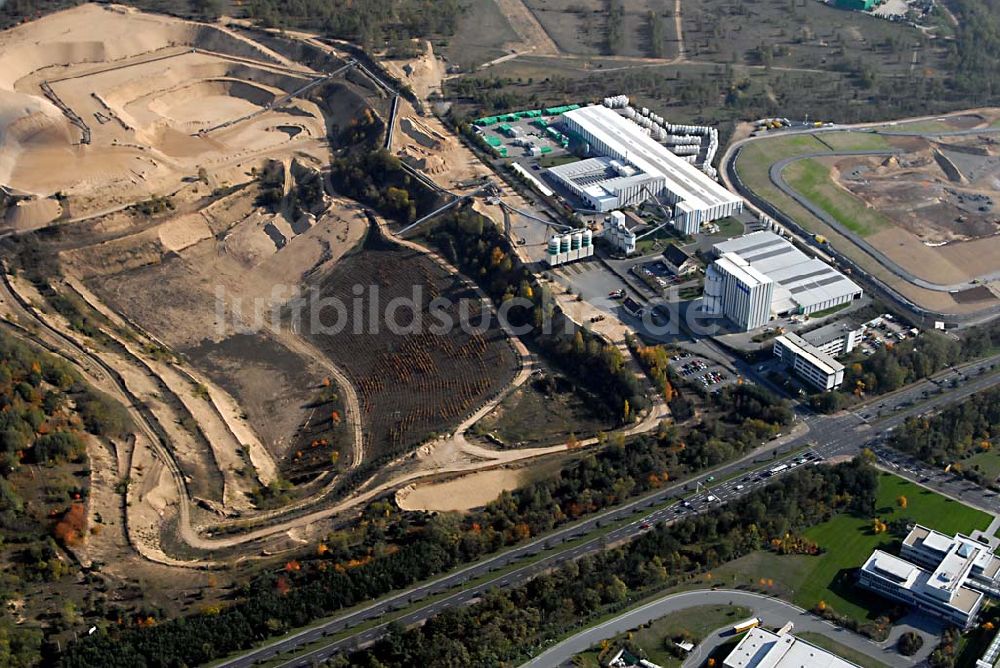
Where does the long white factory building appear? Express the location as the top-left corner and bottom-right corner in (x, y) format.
(705, 231), (863, 331)
(551, 105), (743, 233)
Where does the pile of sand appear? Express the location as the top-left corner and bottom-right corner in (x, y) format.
(4, 196), (62, 230)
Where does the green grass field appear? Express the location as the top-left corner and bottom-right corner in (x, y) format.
(782, 157), (893, 237)
(960, 450), (1000, 482)
(710, 473), (992, 623)
(815, 132), (894, 152)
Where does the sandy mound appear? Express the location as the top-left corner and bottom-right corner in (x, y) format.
(395, 468), (526, 512)
(4, 196), (62, 230)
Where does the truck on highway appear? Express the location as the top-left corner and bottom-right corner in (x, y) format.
(767, 463), (789, 477)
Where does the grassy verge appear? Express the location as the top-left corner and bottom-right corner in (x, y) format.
(782, 157), (891, 237)
(816, 132), (893, 152)
(808, 302), (852, 319)
(573, 604), (751, 668)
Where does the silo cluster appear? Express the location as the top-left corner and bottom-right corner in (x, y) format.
(546, 229), (594, 267)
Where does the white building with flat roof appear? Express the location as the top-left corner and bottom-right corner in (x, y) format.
(704, 252), (774, 331)
(547, 157), (663, 212)
(858, 526), (1000, 631)
(724, 627), (860, 668)
(801, 321), (863, 357)
(556, 105), (743, 230)
(773, 332), (846, 391)
(859, 549), (985, 629)
(713, 231), (862, 318)
(901, 525), (1000, 596)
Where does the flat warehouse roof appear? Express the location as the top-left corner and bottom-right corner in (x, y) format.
(724, 628), (861, 668)
(562, 105), (742, 211)
(714, 232), (862, 311)
(717, 253), (772, 289)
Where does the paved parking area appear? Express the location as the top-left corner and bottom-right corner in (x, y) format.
(667, 350), (737, 393)
(858, 315), (921, 356)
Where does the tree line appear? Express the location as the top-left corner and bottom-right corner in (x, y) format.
(889, 387), (1000, 489)
(335, 459), (879, 667)
(811, 317), (1000, 413)
(0, 329), (132, 667)
(426, 207), (646, 422)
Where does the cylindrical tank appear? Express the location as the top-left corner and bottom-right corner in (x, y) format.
(560, 235), (570, 253)
(624, 106), (636, 119)
(548, 236), (560, 256)
(571, 231), (582, 250)
(582, 229), (593, 247)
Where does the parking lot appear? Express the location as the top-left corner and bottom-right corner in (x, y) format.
(667, 350), (738, 393)
(858, 314), (921, 356)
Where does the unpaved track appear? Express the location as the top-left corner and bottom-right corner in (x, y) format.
(494, 0), (560, 56)
(2, 211), (668, 564)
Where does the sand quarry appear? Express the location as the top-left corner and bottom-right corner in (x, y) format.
(0, 3), (330, 228)
(0, 5), (598, 570)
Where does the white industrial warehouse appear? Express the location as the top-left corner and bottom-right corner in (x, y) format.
(723, 627), (860, 668)
(549, 105), (743, 234)
(704, 231), (863, 331)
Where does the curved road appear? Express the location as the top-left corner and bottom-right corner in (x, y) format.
(769, 149), (1000, 292)
(719, 115), (1000, 326)
(519, 589), (933, 668)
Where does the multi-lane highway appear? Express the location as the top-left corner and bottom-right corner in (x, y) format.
(219, 353), (1000, 668)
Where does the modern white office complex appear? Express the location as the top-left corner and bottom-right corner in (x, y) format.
(552, 105), (743, 232)
(724, 626), (860, 668)
(704, 252), (774, 330)
(773, 332), (845, 391)
(858, 525), (1000, 629)
(705, 231), (863, 330)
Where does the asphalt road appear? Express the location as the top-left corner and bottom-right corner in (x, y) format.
(519, 589), (933, 668)
(219, 354), (1000, 668)
(768, 149), (1000, 292)
(720, 132), (1000, 328)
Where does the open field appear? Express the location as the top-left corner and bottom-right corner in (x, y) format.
(441, 0), (522, 70)
(711, 473), (991, 623)
(680, 0), (947, 73)
(474, 371), (617, 448)
(523, 0), (678, 59)
(783, 157), (893, 237)
(303, 229), (520, 462)
(395, 467), (527, 511)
